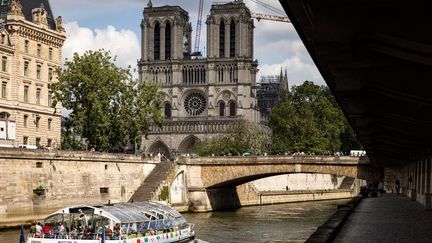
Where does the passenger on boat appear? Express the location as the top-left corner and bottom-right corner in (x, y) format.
(42, 223), (53, 235)
(35, 222), (43, 237)
(113, 223), (121, 238)
(104, 225), (113, 235)
(58, 222), (66, 234)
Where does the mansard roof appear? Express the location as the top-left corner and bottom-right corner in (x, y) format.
(0, 0), (56, 30)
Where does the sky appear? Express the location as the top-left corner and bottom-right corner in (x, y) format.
(50, 0), (324, 87)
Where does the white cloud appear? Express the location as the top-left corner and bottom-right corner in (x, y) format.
(63, 22), (140, 71)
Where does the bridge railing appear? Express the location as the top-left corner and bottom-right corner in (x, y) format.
(177, 155), (370, 165)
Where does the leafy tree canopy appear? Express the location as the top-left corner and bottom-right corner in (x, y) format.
(196, 120), (270, 156)
(269, 81), (362, 155)
(52, 50), (164, 152)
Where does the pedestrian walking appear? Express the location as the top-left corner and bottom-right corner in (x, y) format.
(378, 180), (384, 196)
(395, 179), (401, 196)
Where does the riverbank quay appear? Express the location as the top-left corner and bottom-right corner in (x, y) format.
(332, 194), (432, 243)
(305, 196), (362, 243)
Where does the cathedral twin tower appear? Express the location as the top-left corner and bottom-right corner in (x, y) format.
(139, 0), (260, 156)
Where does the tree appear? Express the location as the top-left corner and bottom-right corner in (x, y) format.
(195, 120), (270, 156)
(52, 50), (163, 152)
(269, 81), (360, 154)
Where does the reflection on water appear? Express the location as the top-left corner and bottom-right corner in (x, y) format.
(184, 199), (348, 243)
(0, 199), (348, 243)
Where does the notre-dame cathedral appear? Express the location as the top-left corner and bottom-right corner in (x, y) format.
(139, 0), (260, 157)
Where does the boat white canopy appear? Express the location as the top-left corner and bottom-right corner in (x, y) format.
(45, 201), (185, 224)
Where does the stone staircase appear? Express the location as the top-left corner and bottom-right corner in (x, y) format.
(129, 162), (176, 202)
(338, 176), (356, 190)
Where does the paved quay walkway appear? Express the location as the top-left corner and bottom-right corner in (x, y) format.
(333, 194), (432, 243)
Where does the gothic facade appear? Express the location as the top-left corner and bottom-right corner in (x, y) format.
(139, 0), (260, 156)
(0, 0), (66, 148)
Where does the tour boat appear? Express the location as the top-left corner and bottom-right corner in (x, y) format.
(26, 201), (195, 243)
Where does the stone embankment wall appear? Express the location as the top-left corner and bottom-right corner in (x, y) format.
(251, 174), (345, 191)
(0, 149), (158, 228)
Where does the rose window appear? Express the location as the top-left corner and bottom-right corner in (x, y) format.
(184, 92), (207, 116)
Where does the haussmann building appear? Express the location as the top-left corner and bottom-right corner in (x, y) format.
(0, 0), (66, 149)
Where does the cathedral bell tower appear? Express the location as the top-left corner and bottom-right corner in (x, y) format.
(206, 0), (254, 59)
(140, 2), (192, 63)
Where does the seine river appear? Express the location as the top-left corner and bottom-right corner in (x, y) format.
(0, 199), (348, 243)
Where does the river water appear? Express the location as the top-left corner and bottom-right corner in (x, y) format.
(0, 199), (348, 243)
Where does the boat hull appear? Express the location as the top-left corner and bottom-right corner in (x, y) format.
(27, 229), (194, 243)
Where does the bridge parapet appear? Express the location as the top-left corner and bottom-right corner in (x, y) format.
(178, 155), (369, 166)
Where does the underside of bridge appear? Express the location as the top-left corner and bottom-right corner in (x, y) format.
(279, 0), (432, 166)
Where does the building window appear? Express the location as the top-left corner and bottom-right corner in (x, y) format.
(36, 162), (43, 168)
(48, 91), (52, 106)
(219, 101), (225, 117)
(35, 116), (40, 131)
(100, 187), (109, 194)
(36, 88), (41, 104)
(1, 1), (10, 6)
(47, 139), (52, 148)
(48, 118), (52, 130)
(230, 20), (236, 57)
(23, 136), (28, 145)
(24, 40), (29, 53)
(165, 22), (171, 60)
(48, 48), (53, 60)
(36, 137), (41, 147)
(24, 115), (28, 127)
(1, 82), (6, 98)
(1, 56), (6, 72)
(164, 103), (171, 119)
(36, 65), (41, 79)
(24, 61), (29, 76)
(37, 44), (41, 57)
(154, 23), (160, 60)
(48, 68), (53, 81)
(219, 21), (225, 58)
(229, 101), (236, 117)
(24, 85), (29, 102)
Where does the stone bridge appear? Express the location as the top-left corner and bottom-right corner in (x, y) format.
(169, 156), (380, 212)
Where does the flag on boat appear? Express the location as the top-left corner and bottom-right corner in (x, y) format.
(19, 226), (25, 243)
(101, 228), (105, 243)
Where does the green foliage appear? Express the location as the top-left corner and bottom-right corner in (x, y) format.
(61, 118), (83, 151)
(52, 50), (163, 152)
(269, 81), (361, 154)
(33, 185), (45, 196)
(196, 120), (270, 156)
(61, 130), (83, 151)
(158, 186), (169, 201)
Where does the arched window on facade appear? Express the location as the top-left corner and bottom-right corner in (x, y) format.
(165, 22), (171, 60)
(230, 20), (236, 57)
(164, 102), (172, 119)
(219, 20), (225, 58)
(229, 101), (236, 117)
(219, 101), (225, 117)
(154, 23), (161, 60)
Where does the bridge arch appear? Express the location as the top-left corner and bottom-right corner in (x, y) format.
(179, 156), (373, 189)
(170, 171), (186, 204)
